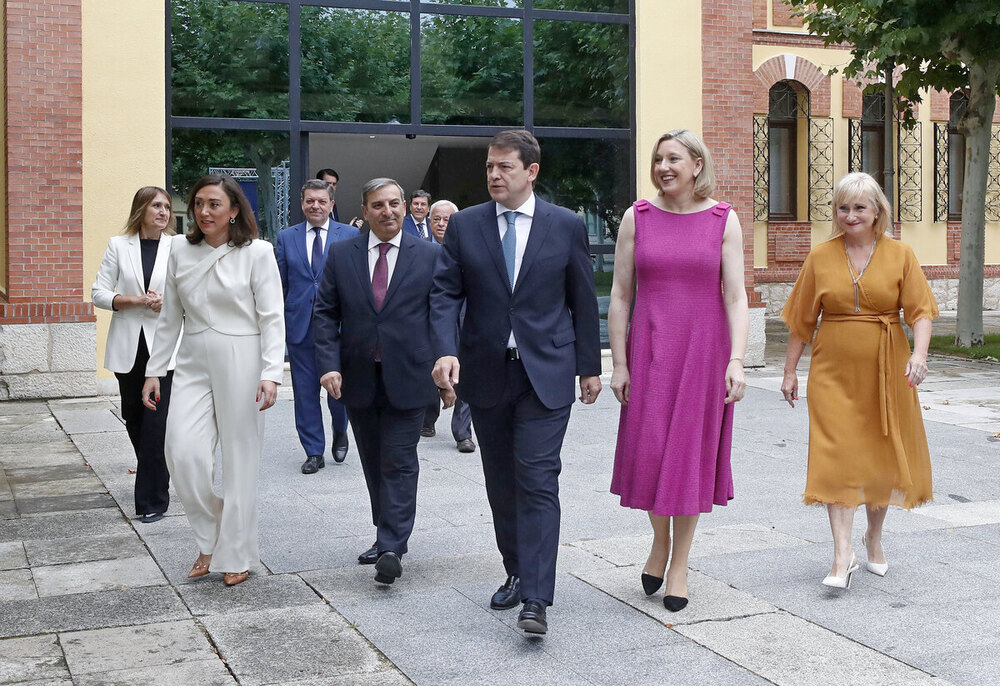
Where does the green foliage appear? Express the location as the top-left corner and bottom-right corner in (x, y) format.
(928, 334), (1000, 360)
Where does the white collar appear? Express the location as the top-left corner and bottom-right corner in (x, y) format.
(367, 229), (403, 251)
(307, 217), (331, 232)
(495, 193), (535, 219)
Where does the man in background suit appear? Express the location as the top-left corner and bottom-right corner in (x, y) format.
(401, 189), (432, 240)
(431, 130), (602, 634)
(314, 178), (442, 585)
(275, 180), (359, 475)
(317, 168), (364, 229)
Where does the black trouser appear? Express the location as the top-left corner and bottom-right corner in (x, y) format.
(115, 331), (172, 516)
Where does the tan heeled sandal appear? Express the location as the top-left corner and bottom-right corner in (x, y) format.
(223, 571), (248, 586)
(187, 557), (211, 578)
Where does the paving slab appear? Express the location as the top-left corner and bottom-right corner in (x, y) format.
(674, 611), (949, 686)
(31, 555), (166, 597)
(0, 568), (37, 601)
(72, 659), (236, 686)
(0, 440), (85, 469)
(258, 673), (412, 686)
(202, 605), (396, 686)
(177, 572), (322, 616)
(23, 533), (147, 566)
(13, 493), (116, 516)
(0, 586), (188, 638)
(60, 620), (217, 675)
(570, 642), (773, 686)
(0, 401), (50, 417)
(8, 476), (107, 500)
(0, 508), (129, 544)
(0, 414), (67, 445)
(3, 465), (97, 486)
(0, 634), (69, 684)
(48, 407), (124, 435)
(0, 542), (27, 570)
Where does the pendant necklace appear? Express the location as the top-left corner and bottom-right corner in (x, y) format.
(845, 237), (877, 312)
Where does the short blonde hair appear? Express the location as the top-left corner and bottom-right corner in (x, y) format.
(650, 129), (715, 200)
(830, 172), (893, 237)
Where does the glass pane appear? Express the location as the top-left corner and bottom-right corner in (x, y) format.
(768, 126), (795, 216)
(861, 128), (885, 188)
(301, 8), (410, 123)
(171, 0), (289, 119)
(536, 0), (628, 11)
(170, 129), (290, 242)
(429, 0), (523, 5)
(421, 15), (523, 125)
(949, 132), (965, 216)
(534, 20), (628, 128)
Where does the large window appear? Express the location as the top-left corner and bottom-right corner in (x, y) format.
(861, 92), (886, 191)
(168, 0), (635, 241)
(949, 91), (968, 220)
(768, 81), (807, 220)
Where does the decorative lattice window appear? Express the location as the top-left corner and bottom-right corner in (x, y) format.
(897, 122), (922, 222)
(809, 117), (834, 221)
(753, 114), (769, 222)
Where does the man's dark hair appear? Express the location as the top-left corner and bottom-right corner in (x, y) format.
(315, 168), (339, 182)
(410, 189), (431, 202)
(301, 179), (335, 201)
(489, 130), (540, 168)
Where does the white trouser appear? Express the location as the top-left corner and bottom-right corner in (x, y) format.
(165, 329), (264, 573)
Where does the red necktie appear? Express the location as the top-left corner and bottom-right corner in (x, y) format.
(372, 242), (391, 310)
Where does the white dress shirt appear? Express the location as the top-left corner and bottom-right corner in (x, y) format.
(306, 218), (330, 268)
(495, 193), (536, 347)
(367, 229), (403, 285)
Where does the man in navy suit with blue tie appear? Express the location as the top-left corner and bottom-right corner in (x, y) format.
(275, 180), (359, 475)
(401, 189), (433, 241)
(431, 130), (602, 635)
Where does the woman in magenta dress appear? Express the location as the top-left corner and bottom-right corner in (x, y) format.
(608, 129), (749, 612)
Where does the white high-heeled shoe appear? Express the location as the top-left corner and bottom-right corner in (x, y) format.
(864, 539), (888, 576)
(822, 554), (859, 589)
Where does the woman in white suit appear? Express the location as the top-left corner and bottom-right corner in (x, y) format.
(142, 174), (284, 587)
(92, 186), (177, 524)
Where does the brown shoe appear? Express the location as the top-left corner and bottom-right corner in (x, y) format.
(223, 571), (249, 586)
(457, 438), (476, 453)
(188, 556), (211, 578)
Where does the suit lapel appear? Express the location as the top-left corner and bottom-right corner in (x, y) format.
(148, 234), (172, 294)
(513, 199), (552, 294)
(350, 235), (377, 311)
(293, 222), (311, 274)
(382, 232), (417, 309)
(478, 203), (512, 292)
(126, 234), (144, 293)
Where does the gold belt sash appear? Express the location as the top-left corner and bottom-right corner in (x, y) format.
(821, 312), (911, 487)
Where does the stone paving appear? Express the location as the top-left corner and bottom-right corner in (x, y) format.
(1, 315), (999, 685)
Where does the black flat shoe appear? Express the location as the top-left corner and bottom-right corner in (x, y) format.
(138, 512), (164, 524)
(331, 433), (349, 463)
(517, 600), (548, 634)
(663, 595), (688, 612)
(301, 455), (324, 474)
(641, 573), (663, 596)
(490, 575), (521, 610)
(374, 551), (402, 585)
(358, 543), (378, 565)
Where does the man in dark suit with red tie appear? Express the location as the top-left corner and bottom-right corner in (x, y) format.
(314, 178), (442, 585)
(431, 130), (602, 635)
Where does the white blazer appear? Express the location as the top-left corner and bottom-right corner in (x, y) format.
(146, 237), (285, 383)
(92, 233), (179, 374)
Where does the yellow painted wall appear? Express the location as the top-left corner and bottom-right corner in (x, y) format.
(634, 0), (702, 200)
(82, 0), (167, 381)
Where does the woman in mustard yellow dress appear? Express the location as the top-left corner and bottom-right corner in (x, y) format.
(781, 172), (937, 590)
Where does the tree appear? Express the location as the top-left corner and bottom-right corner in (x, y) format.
(788, 0), (1000, 346)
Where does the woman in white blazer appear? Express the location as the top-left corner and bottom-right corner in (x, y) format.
(92, 186), (177, 524)
(142, 174), (284, 587)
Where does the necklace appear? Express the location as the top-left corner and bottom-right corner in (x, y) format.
(844, 236), (877, 312)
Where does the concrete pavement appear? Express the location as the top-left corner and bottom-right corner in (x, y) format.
(1, 315), (999, 685)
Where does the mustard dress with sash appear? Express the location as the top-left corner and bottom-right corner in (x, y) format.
(781, 236), (938, 509)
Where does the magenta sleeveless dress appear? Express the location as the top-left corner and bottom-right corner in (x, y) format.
(610, 199), (735, 516)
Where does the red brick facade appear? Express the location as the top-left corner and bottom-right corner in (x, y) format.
(771, 0), (804, 28)
(754, 54), (831, 117)
(703, 0), (762, 308)
(1, 0), (93, 325)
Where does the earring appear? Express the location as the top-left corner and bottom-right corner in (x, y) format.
(229, 217), (236, 224)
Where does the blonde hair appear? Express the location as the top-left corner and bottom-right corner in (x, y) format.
(123, 186), (176, 236)
(830, 172), (892, 238)
(650, 129), (715, 200)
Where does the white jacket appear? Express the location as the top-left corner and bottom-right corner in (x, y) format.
(92, 233), (179, 373)
(146, 236), (285, 383)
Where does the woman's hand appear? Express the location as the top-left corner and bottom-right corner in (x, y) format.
(905, 353), (928, 387)
(610, 365), (630, 405)
(724, 359), (746, 404)
(780, 370), (798, 407)
(257, 380), (278, 411)
(145, 290), (162, 312)
(141, 377), (160, 411)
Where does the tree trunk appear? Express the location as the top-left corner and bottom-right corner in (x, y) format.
(956, 60), (1000, 347)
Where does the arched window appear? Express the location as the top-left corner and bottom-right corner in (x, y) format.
(948, 91), (968, 220)
(768, 81), (808, 220)
(861, 92), (886, 191)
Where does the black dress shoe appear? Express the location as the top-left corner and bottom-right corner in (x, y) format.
(358, 543), (378, 565)
(641, 573), (663, 596)
(374, 551), (402, 584)
(301, 455), (324, 474)
(138, 512), (164, 524)
(517, 600), (548, 634)
(663, 595), (689, 612)
(456, 438), (476, 453)
(420, 426), (436, 438)
(331, 432), (349, 463)
(490, 575), (521, 610)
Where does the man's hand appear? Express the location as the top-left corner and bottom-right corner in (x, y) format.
(579, 375), (602, 404)
(320, 371), (343, 399)
(433, 356), (460, 391)
(440, 387), (457, 409)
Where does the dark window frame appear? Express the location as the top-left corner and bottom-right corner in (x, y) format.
(767, 81), (805, 222)
(948, 91), (968, 222)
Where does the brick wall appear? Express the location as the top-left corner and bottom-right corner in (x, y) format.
(703, 0), (762, 308)
(771, 0), (804, 28)
(1, 0), (93, 325)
